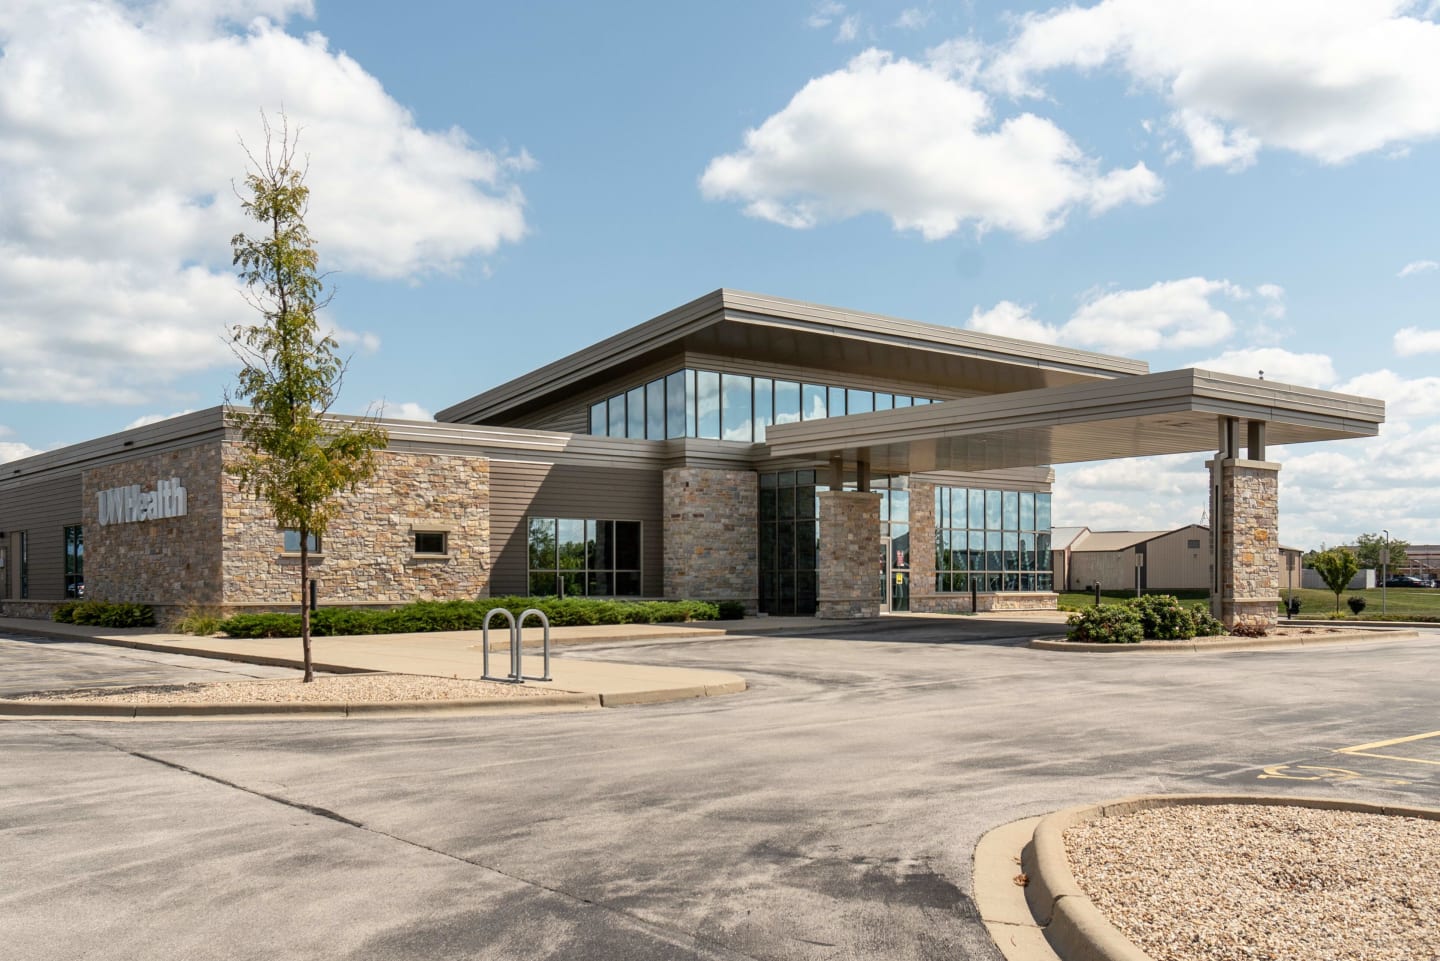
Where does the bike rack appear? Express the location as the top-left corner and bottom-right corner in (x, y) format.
(516, 608), (552, 682)
(481, 607), (551, 683)
(482, 608), (517, 682)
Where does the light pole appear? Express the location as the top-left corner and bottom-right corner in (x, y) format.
(1382, 528), (1389, 616)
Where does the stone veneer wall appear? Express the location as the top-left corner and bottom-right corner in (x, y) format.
(663, 467), (758, 609)
(1212, 458), (1280, 629)
(83, 442), (226, 607)
(817, 490), (880, 618)
(221, 443), (491, 606)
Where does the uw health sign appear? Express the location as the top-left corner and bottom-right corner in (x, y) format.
(96, 477), (188, 526)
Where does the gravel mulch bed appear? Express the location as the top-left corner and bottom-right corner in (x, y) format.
(1065, 804), (1440, 961)
(9, 674), (555, 704)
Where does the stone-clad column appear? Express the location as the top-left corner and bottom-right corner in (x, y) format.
(663, 468), (758, 610)
(1210, 457), (1281, 629)
(817, 490), (880, 618)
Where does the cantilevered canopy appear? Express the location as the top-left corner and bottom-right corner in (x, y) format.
(764, 368), (1384, 473)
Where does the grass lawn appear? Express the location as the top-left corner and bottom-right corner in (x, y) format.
(1285, 586), (1440, 620)
(1060, 587), (1440, 620)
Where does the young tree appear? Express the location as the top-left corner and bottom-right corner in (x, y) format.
(1311, 548), (1360, 614)
(1352, 532), (1408, 572)
(227, 114), (387, 682)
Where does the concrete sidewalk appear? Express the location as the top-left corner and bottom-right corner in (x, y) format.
(0, 617), (747, 708)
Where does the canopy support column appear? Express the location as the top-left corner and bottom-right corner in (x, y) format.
(1209, 417), (1280, 630)
(816, 488), (881, 619)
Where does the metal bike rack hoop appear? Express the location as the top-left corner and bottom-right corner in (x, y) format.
(515, 608), (552, 682)
(482, 607), (519, 682)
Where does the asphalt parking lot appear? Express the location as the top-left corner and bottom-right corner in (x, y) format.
(2, 619), (1437, 961)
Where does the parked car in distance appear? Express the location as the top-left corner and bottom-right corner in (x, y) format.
(1384, 574), (1427, 588)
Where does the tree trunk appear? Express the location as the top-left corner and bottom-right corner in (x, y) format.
(300, 530), (313, 683)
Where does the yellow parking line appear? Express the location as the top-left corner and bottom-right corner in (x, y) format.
(1335, 730), (1440, 767)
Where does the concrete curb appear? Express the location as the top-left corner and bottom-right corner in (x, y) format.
(598, 678), (748, 707)
(0, 626), (379, 674)
(975, 794), (1440, 961)
(1030, 628), (1420, 653)
(0, 691), (601, 721)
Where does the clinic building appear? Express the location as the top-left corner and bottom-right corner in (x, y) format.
(0, 290), (1384, 628)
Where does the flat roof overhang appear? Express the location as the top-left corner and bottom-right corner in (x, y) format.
(763, 368), (1385, 473)
(437, 290), (1148, 425)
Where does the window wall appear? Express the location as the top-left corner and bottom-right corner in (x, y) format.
(934, 487), (1053, 592)
(527, 517), (642, 597)
(590, 369), (937, 443)
(758, 470), (819, 615)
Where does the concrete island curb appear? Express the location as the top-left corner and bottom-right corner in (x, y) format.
(974, 794), (1440, 961)
(1030, 627), (1421, 653)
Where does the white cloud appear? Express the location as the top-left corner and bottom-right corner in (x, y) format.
(895, 8), (932, 30)
(379, 401), (433, 422)
(987, 0), (1440, 167)
(701, 50), (1161, 241)
(835, 14), (860, 42)
(1187, 347), (1336, 389)
(1054, 454), (1209, 531)
(0, 442), (42, 464)
(1394, 326), (1440, 355)
(807, 1), (845, 28)
(1398, 259), (1439, 277)
(327, 323), (381, 354)
(969, 277), (1255, 354)
(1336, 369), (1440, 419)
(967, 300), (1061, 344)
(124, 410), (197, 430)
(0, 425), (42, 464)
(0, 0), (530, 405)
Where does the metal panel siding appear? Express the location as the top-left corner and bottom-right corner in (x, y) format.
(0, 473), (83, 600)
(1144, 527), (1211, 590)
(489, 461), (664, 597)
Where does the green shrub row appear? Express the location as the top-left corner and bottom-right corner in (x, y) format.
(213, 596), (724, 639)
(1066, 594), (1225, 643)
(52, 601), (156, 628)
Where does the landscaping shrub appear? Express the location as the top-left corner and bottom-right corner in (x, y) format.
(716, 600), (746, 620)
(1066, 594), (1225, 643)
(214, 596), (719, 638)
(1131, 594), (1196, 640)
(1191, 610), (1225, 637)
(219, 612), (301, 638)
(1347, 595), (1367, 615)
(1065, 604), (1144, 643)
(170, 606), (224, 636)
(56, 600), (156, 628)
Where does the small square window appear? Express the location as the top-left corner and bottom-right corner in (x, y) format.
(1187, 539), (1201, 549)
(414, 531), (448, 555)
(282, 529), (320, 553)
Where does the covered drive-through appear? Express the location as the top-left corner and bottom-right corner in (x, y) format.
(766, 368), (1385, 627)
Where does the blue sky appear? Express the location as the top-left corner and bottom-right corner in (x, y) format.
(2, 0), (1438, 548)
